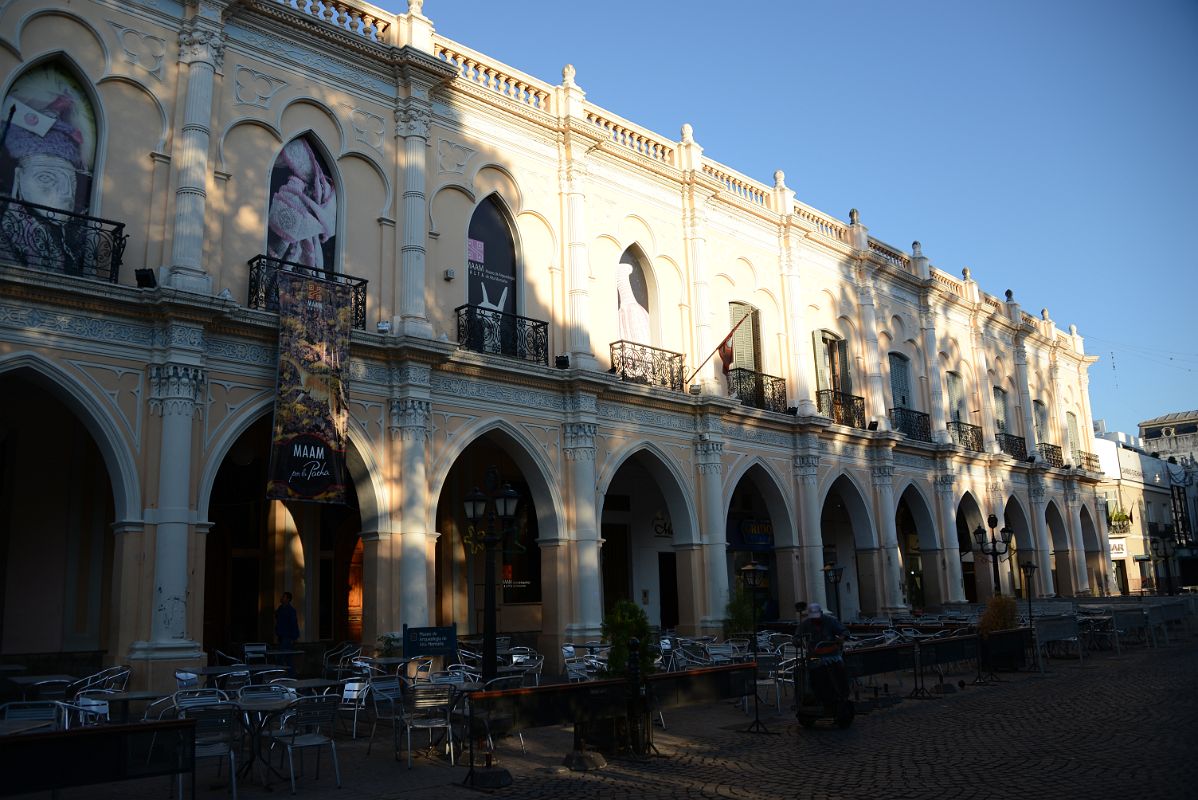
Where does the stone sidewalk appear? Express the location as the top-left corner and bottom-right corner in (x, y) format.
(11, 636), (1198, 800)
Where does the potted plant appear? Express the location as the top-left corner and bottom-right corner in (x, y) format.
(976, 596), (1026, 670)
(600, 599), (654, 679)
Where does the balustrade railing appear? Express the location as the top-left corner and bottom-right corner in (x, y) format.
(609, 340), (684, 391)
(1073, 450), (1101, 473)
(0, 196), (127, 282)
(1037, 442), (1064, 468)
(702, 162), (770, 207)
(868, 240), (911, 272)
(793, 203), (847, 241)
(456, 304), (549, 365)
(435, 39), (553, 112)
(889, 407), (931, 442)
(267, 0), (390, 43)
(947, 420), (983, 452)
(727, 368), (787, 413)
(247, 254), (368, 329)
(584, 109), (674, 164)
(817, 390), (866, 429)
(996, 432), (1028, 460)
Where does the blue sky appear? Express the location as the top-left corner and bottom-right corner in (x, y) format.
(403, 1), (1197, 437)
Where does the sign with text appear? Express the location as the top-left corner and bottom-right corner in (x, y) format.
(403, 624), (458, 657)
(1110, 539), (1127, 558)
(266, 271), (351, 503)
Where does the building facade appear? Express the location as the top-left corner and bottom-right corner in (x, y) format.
(0, 0), (1108, 687)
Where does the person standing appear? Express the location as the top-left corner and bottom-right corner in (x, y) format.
(275, 592), (300, 673)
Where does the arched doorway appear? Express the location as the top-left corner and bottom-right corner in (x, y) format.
(0, 370), (116, 661)
(820, 475), (876, 620)
(896, 485), (939, 608)
(433, 433), (544, 640)
(1004, 497), (1034, 598)
(1045, 501), (1072, 596)
(725, 465), (790, 625)
(1079, 505), (1105, 596)
(203, 414), (363, 655)
(955, 493), (986, 603)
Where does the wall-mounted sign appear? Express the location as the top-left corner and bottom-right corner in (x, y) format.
(402, 624), (458, 657)
(1109, 539), (1127, 558)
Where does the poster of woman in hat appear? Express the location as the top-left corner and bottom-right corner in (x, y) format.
(266, 137), (337, 271)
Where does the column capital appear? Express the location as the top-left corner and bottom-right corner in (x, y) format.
(934, 472), (956, 494)
(696, 439), (723, 474)
(396, 100), (432, 139)
(871, 465), (894, 486)
(389, 397), (431, 441)
(150, 364), (204, 417)
(563, 422), (597, 461)
(178, 16), (225, 68)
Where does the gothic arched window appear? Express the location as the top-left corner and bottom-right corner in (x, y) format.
(467, 195), (516, 314)
(616, 248), (650, 344)
(266, 136), (338, 270)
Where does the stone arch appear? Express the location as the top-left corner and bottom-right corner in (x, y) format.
(470, 163), (522, 214)
(276, 96), (346, 154)
(820, 473), (878, 619)
(1045, 500), (1073, 596)
(896, 482), (940, 607)
(96, 74), (169, 152)
(0, 354), (138, 520)
(596, 440), (698, 547)
(955, 491), (987, 602)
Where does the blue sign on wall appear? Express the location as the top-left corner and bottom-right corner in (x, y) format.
(403, 624), (458, 657)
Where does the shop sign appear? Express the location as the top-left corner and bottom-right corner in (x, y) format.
(1109, 539), (1127, 559)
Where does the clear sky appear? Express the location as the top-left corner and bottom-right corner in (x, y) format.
(400, 1), (1197, 437)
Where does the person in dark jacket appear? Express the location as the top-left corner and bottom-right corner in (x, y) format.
(275, 592), (300, 672)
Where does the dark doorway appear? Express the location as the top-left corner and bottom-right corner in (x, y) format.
(601, 523), (631, 615)
(657, 552), (679, 630)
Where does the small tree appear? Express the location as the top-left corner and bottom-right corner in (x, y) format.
(977, 595), (1018, 638)
(601, 599), (654, 679)
(723, 586), (757, 638)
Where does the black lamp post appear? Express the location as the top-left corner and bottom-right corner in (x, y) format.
(1019, 561), (1038, 622)
(739, 560), (774, 735)
(973, 514), (1013, 597)
(464, 481), (520, 683)
(1150, 536), (1177, 596)
(822, 563), (844, 620)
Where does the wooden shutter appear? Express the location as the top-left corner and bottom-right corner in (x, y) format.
(888, 353), (910, 409)
(993, 387), (1008, 433)
(728, 303), (759, 371)
(1067, 412), (1080, 454)
(834, 338), (852, 395)
(946, 372), (964, 422)
(812, 330), (828, 392)
(1033, 400), (1048, 442)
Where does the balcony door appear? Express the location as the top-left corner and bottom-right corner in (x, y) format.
(889, 353), (911, 409)
(815, 330), (852, 395)
(993, 386), (1009, 433)
(727, 302), (761, 371)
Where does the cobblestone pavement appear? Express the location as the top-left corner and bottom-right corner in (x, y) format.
(14, 636), (1198, 800)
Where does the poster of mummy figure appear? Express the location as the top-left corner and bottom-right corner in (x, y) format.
(616, 250), (650, 343)
(1, 63), (96, 214)
(267, 138), (337, 270)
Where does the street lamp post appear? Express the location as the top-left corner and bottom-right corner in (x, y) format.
(973, 514), (1013, 597)
(822, 563), (844, 620)
(739, 560), (774, 735)
(1019, 560), (1040, 672)
(464, 481), (520, 683)
(1150, 536), (1177, 596)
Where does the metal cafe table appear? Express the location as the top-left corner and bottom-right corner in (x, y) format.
(236, 694), (294, 787)
(7, 674), (76, 700)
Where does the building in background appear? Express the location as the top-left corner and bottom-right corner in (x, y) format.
(1137, 411), (1198, 587)
(0, 0), (1108, 688)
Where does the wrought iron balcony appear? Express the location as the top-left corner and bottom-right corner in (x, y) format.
(1037, 442), (1064, 468)
(247, 254), (368, 330)
(889, 407), (932, 442)
(456, 304), (549, 365)
(817, 390), (867, 429)
(727, 367), (788, 413)
(1073, 449), (1101, 473)
(997, 432), (1027, 460)
(947, 420), (983, 452)
(609, 340), (685, 391)
(0, 196), (127, 282)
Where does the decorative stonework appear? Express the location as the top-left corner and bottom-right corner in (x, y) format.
(207, 337), (276, 367)
(395, 363), (432, 387)
(0, 303), (155, 346)
(150, 364), (204, 417)
(347, 360), (392, 386)
(437, 139), (475, 173)
(341, 106), (385, 153)
(935, 473), (956, 494)
(723, 423), (790, 448)
(431, 374), (565, 412)
(178, 17), (226, 67)
(234, 65), (288, 108)
(109, 20), (167, 80)
(204, 380), (272, 450)
(596, 402), (690, 432)
(563, 422), (596, 461)
(389, 398), (431, 442)
(68, 360), (145, 449)
(156, 323), (204, 351)
(397, 104), (432, 138)
(695, 440), (723, 475)
(793, 454), (820, 486)
(225, 22), (390, 95)
(871, 465), (894, 486)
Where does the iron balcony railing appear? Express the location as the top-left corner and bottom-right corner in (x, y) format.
(456, 304), (549, 365)
(1073, 449), (1101, 473)
(947, 420), (983, 452)
(817, 390), (866, 429)
(247, 254), (368, 330)
(609, 340), (685, 391)
(1037, 442), (1064, 468)
(727, 367), (788, 413)
(997, 432), (1028, 460)
(889, 407), (932, 442)
(0, 196), (127, 282)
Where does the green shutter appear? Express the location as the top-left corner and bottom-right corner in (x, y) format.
(836, 338), (852, 395)
(812, 330), (827, 392)
(889, 353), (910, 409)
(993, 387), (1008, 433)
(728, 303), (758, 371)
(946, 372), (964, 422)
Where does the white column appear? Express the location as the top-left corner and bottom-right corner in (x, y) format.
(167, 15), (224, 293)
(146, 363), (204, 654)
(1014, 341), (1039, 455)
(794, 452), (827, 606)
(872, 463), (906, 610)
(971, 317), (1000, 453)
(777, 172), (817, 415)
(696, 437), (729, 629)
(1066, 483), (1091, 594)
(395, 99), (434, 338)
(391, 397), (432, 626)
(921, 304), (950, 443)
(557, 66), (597, 370)
(934, 471), (967, 603)
(1028, 475), (1056, 596)
(564, 422), (602, 637)
(858, 276), (889, 429)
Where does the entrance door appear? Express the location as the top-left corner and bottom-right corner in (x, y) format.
(657, 552), (679, 631)
(601, 523), (630, 616)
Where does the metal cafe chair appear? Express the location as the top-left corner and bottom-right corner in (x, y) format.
(265, 695), (342, 795)
(364, 676), (405, 758)
(0, 701), (61, 732)
(243, 642), (269, 664)
(179, 702), (242, 800)
(401, 683), (455, 768)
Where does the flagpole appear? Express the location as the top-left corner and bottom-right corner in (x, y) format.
(684, 312), (752, 387)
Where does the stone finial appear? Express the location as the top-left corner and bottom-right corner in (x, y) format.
(1041, 308), (1050, 320)
(912, 241), (922, 256)
(1069, 324), (1078, 335)
(681, 123), (694, 143)
(962, 267), (972, 281)
(562, 64), (576, 86)
(849, 208), (860, 225)
(1005, 289), (1014, 301)
(408, 0), (424, 14)
(773, 169), (786, 188)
